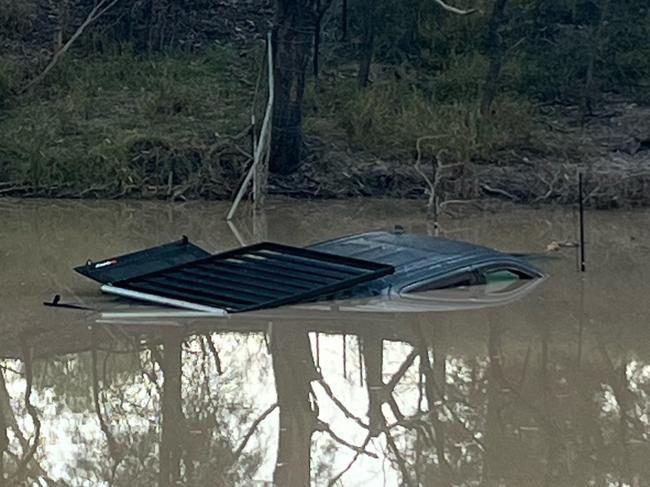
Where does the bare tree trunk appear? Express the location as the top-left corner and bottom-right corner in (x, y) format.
(483, 321), (506, 485)
(357, 0), (376, 88)
(145, 0), (155, 52)
(50, 0), (71, 51)
(313, 0), (334, 78)
(480, 0), (508, 116)
(341, 0), (348, 40)
(270, 0), (318, 175)
(313, 0), (322, 78)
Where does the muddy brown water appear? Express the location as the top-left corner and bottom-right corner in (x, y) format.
(0, 199), (649, 486)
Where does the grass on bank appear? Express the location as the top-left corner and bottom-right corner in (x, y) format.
(304, 52), (536, 164)
(0, 46), (538, 196)
(0, 45), (255, 193)
(323, 80), (533, 163)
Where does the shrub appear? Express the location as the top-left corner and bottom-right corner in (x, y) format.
(0, 48), (255, 191)
(335, 80), (534, 163)
(428, 52), (488, 103)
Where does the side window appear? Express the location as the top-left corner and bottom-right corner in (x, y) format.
(406, 272), (479, 293)
(482, 268), (527, 293)
(405, 266), (537, 295)
(483, 269), (521, 283)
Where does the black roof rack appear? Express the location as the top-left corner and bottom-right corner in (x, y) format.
(77, 241), (394, 313)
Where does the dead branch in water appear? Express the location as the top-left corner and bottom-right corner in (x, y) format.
(414, 136), (440, 213)
(414, 136), (464, 219)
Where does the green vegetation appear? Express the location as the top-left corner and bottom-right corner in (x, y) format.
(0, 0), (649, 198)
(350, 0), (650, 102)
(307, 76), (533, 162)
(0, 50), (535, 195)
(0, 47), (255, 195)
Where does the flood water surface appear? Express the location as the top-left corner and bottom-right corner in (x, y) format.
(1, 199), (650, 486)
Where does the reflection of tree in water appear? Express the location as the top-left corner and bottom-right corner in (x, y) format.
(261, 315), (650, 486)
(159, 331), (263, 486)
(0, 343), (55, 485)
(3, 315), (650, 485)
(360, 317), (650, 487)
(101, 330), (263, 486)
(1, 328), (264, 486)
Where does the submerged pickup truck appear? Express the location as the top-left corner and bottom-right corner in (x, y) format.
(73, 229), (545, 315)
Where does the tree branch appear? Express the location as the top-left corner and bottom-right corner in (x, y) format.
(21, 0), (119, 92)
(432, 0), (478, 15)
(384, 428), (417, 486)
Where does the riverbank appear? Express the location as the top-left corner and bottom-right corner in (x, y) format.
(276, 94), (650, 209)
(1, 50), (649, 208)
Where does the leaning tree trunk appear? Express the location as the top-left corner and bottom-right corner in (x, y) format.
(270, 0), (318, 175)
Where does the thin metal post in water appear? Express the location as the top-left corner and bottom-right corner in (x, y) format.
(579, 172), (586, 272)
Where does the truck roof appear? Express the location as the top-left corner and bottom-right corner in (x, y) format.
(309, 231), (543, 295)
